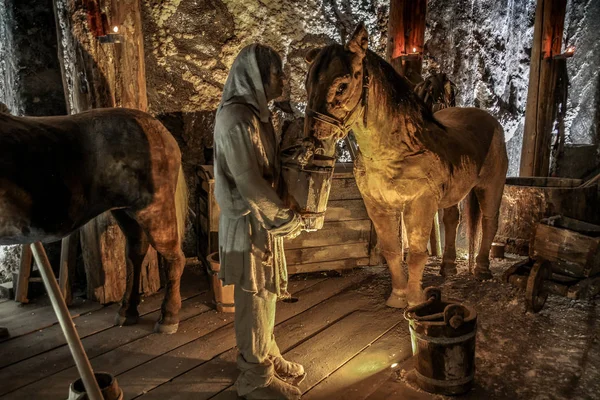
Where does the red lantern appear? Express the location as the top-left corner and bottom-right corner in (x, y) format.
(85, 0), (122, 43)
(85, 0), (107, 37)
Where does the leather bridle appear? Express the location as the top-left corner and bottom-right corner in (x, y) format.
(305, 60), (371, 139)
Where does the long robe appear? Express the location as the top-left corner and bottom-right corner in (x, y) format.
(213, 44), (298, 298)
(213, 44), (303, 396)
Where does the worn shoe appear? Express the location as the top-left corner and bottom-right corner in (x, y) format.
(271, 356), (305, 379)
(242, 375), (302, 400)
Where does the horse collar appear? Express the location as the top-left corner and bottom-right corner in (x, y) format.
(306, 60), (371, 137)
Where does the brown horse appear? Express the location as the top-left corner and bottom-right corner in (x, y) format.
(303, 23), (508, 307)
(0, 108), (188, 333)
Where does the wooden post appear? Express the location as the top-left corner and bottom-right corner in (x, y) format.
(386, 0), (427, 85)
(53, 0), (160, 304)
(519, 0), (568, 177)
(14, 245), (33, 304)
(59, 231), (79, 305)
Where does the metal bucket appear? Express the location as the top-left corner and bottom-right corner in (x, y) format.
(68, 372), (123, 400)
(281, 147), (335, 231)
(206, 252), (235, 313)
(404, 287), (477, 395)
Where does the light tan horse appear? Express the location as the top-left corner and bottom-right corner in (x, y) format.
(302, 23), (508, 307)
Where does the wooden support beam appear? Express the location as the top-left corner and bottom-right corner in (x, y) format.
(14, 245), (33, 304)
(519, 0), (568, 177)
(386, 0), (427, 84)
(53, 0), (159, 304)
(59, 231), (79, 305)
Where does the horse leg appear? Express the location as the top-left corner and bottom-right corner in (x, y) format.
(112, 210), (149, 326)
(440, 205), (459, 277)
(473, 185), (504, 280)
(404, 197), (437, 306)
(134, 203), (185, 334)
(363, 200), (406, 308)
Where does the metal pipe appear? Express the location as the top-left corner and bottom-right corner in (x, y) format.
(31, 242), (103, 400)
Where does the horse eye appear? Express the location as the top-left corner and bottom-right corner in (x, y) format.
(336, 83), (348, 95)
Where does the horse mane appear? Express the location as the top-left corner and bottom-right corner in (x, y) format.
(364, 50), (438, 125)
(363, 50), (468, 171)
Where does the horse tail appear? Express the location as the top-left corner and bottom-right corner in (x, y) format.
(175, 165), (189, 245)
(464, 189), (480, 273)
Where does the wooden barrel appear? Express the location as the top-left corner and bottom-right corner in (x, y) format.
(496, 177), (600, 255)
(404, 288), (477, 395)
(281, 150), (336, 230)
(206, 252), (235, 313)
(68, 372), (123, 400)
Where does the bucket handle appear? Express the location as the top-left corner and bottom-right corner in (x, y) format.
(404, 287), (442, 319)
(443, 303), (467, 329)
(404, 287), (468, 329)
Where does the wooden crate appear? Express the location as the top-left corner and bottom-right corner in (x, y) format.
(197, 164), (379, 274)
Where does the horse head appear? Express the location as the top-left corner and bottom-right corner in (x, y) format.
(302, 23), (370, 160)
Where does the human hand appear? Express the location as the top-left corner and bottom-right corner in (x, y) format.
(270, 212), (303, 239)
(284, 213), (304, 239)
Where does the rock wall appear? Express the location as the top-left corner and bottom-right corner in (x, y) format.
(0, 0), (66, 285)
(142, 0), (599, 180)
(0, 0), (19, 114)
(424, 0), (537, 177)
(562, 0), (600, 177)
(425, 0), (599, 177)
(1, 0), (66, 116)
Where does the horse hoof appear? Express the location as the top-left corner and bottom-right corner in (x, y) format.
(440, 263), (457, 278)
(386, 293), (408, 309)
(407, 287), (426, 307)
(473, 268), (493, 281)
(154, 321), (179, 335)
(115, 314), (139, 327)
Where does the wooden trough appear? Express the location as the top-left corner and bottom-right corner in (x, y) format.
(496, 177), (600, 255)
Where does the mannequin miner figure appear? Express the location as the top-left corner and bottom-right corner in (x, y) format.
(213, 44), (306, 400)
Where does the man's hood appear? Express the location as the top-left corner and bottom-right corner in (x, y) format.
(217, 44), (270, 123)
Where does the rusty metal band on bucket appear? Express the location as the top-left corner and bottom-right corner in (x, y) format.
(414, 369), (475, 387)
(409, 325), (476, 345)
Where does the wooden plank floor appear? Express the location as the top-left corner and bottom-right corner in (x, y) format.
(3, 257), (599, 399)
(0, 266), (414, 400)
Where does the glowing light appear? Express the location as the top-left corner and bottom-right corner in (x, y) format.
(391, 363), (399, 368)
(113, 26), (119, 33)
(412, 47), (417, 53)
(565, 46), (575, 54)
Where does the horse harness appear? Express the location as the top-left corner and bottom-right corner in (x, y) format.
(305, 60), (371, 139)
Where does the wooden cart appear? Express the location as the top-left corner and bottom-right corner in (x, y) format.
(503, 215), (600, 312)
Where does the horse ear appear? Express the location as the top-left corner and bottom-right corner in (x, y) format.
(345, 22), (369, 58)
(305, 47), (321, 64)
